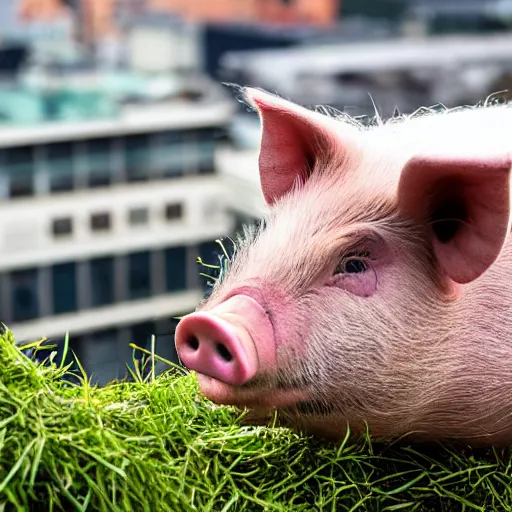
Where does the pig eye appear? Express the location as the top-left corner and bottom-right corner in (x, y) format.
(344, 259), (367, 273)
(335, 252), (369, 275)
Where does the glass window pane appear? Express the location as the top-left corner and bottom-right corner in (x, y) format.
(5, 146), (34, 198)
(152, 130), (184, 178)
(164, 203), (183, 221)
(128, 207), (148, 226)
(197, 128), (216, 174)
(52, 217), (73, 237)
(90, 212), (111, 231)
(90, 257), (114, 307)
(128, 251), (150, 300)
(52, 262), (77, 314)
(46, 142), (74, 193)
(165, 246), (187, 292)
(85, 138), (112, 188)
(124, 134), (150, 182)
(11, 268), (39, 321)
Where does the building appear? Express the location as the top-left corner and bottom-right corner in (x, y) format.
(404, 0), (512, 34)
(149, 0), (338, 27)
(123, 11), (203, 74)
(215, 115), (266, 234)
(19, 0), (339, 49)
(0, 72), (235, 385)
(220, 32), (512, 118)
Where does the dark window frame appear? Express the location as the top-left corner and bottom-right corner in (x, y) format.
(90, 256), (115, 307)
(90, 212), (111, 232)
(164, 203), (183, 221)
(46, 141), (75, 194)
(127, 251), (151, 300)
(52, 262), (78, 315)
(165, 246), (187, 292)
(52, 217), (73, 237)
(11, 268), (39, 322)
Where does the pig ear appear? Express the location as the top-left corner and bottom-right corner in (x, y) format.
(244, 87), (356, 205)
(398, 154), (512, 286)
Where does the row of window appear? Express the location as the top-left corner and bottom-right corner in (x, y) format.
(51, 202), (183, 237)
(4, 246), (188, 323)
(4, 241), (220, 324)
(0, 127), (219, 199)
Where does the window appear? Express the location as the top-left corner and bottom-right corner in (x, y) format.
(128, 207), (148, 226)
(197, 128), (216, 174)
(124, 134), (150, 182)
(165, 203), (183, 221)
(11, 268), (39, 322)
(153, 130), (184, 178)
(90, 212), (111, 231)
(4, 146), (34, 198)
(52, 262), (77, 314)
(52, 217), (73, 237)
(165, 246), (187, 292)
(90, 257), (115, 307)
(85, 138), (112, 188)
(128, 251), (151, 300)
(46, 142), (74, 193)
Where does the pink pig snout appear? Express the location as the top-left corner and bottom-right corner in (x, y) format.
(175, 295), (276, 387)
(175, 312), (258, 385)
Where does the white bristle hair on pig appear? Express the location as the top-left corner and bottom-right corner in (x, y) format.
(175, 87), (512, 446)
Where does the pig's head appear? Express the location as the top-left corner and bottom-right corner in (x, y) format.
(175, 89), (512, 442)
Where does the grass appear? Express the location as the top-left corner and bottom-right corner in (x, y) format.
(1, 239), (512, 511)
(0, 327), (512, 511)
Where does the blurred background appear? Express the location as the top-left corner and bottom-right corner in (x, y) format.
(1, 0), (512, 385)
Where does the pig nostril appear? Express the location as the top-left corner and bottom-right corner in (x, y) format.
(215, 343), (233, 362)
(187, 337), (199, 351)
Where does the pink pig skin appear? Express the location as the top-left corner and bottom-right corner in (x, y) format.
(175, 87), (512, 446)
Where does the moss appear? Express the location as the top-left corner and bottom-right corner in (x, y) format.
(0, 328), (511, 511)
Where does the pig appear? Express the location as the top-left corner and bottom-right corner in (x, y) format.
(175, 87), (512, 446)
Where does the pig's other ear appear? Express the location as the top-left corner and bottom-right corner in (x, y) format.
(244, 87), (357, 205)
(398, 154), (512, 287)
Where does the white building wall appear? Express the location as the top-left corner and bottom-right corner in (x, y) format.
(0, 176), (230, 270)
(216, 145), (268, 220)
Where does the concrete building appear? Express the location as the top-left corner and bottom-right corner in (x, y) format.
(215, 115), (266, 236)
(220, 32), (512, 118)
(19, 0), (339, 47)
(0, 71), (235, 384)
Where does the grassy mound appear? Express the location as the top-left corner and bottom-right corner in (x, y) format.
(1, 328), (511, 511)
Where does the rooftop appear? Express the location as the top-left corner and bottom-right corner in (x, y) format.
(0, 67), (232, 130)
(221, 32), (512, 80)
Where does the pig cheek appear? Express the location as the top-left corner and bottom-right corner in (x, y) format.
(327, 269), (378, 297)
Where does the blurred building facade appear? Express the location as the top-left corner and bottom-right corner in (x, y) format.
(19, 0), (338, 46)
(0, 58), (235, 384)
(220, 32), (512, 118)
